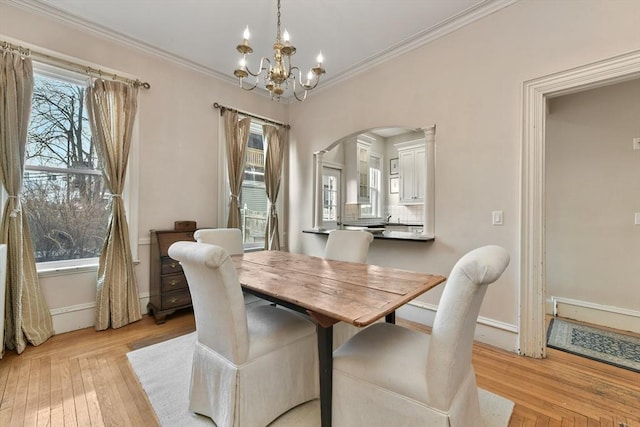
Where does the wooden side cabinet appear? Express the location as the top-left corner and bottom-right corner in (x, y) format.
(147, 229), (195, 323)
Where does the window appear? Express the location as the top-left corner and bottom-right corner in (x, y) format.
(322, 166), (341, 229)
(1, 63), (139, 272)
(22, 71), (108, 267)
(219, 119), (285, 251)
(360, 154), (381, 218)
(239, 122), (268, 250)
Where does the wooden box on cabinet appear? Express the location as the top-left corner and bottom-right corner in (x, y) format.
(148, 229), (195, 323)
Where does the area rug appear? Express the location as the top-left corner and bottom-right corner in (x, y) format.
(547, 317), (640, 373)
(127, 332), (514, 426)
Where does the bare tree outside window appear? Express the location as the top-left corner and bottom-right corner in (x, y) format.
(23, 74), (109, 263)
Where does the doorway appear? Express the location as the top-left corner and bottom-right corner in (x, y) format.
(544, 79), (640, 335)
(322, 166), (342, 229)
(520, 50), (640, 358)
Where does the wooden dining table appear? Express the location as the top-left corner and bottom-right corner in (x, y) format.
(232, 250), (446, 427)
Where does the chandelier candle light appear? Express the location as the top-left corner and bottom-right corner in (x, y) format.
(233, 0), (325, 101)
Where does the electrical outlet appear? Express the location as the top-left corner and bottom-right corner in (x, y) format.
(633, 137), (640, 150)
(492, 211), (503, 226)
(635, 212), (640, 225)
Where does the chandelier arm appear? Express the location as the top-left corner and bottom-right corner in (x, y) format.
(239, 78), (260, 91)
(288, 74), (309, 101)
(243, 57), (272, 78)
(290, 66), (321, 91)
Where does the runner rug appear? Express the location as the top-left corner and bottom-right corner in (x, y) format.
(127, 332), (514, 426)
(547, 317), (640, 373)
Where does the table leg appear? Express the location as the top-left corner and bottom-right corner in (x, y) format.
(317, 324), (333, 427)
(385, 311), (396, 324)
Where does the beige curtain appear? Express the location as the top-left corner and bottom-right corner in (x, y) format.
(223, 110), (250, 228)
(263, 125), (286, 250)
(0, 50), (54, 355)
(86, 79), (141, 330)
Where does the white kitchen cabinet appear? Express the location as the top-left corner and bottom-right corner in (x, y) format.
(395, 140), (425, 204)
(344, 136), (374, 204)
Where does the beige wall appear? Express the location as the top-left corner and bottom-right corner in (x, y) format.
(545, 79), (640, 314)
(2, 0), (640, 348)
(286, 0), (640, 347)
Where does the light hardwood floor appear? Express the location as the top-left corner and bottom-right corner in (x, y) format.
(1, 311), (638, 426)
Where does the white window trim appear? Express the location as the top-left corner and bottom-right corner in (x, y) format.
(0, 62), (140, 276)
(360, 151), (382, 219)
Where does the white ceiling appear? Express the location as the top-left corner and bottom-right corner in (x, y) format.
(10, 0), (516, 97)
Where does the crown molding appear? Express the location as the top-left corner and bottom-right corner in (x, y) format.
(313, 0), (520, 94)
(7, 0), (519, 100)
(6, 0), (233, 80)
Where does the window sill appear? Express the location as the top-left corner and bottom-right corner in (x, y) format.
(37, 259), (140, 278)
(38, 263), (99, 278)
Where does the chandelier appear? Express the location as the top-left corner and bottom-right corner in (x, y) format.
(233, 0), (325, 101)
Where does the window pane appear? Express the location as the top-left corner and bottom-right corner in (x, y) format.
(24, 74), (109, 263)
(323, 175), (338, 221)
(240, 130), (267, 250)
(360, 156), (381, 217)
(23, 169), (109, 262)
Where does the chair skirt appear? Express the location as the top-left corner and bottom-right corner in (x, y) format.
(332, 323), (482, 427)
(189, 308), (319, 427)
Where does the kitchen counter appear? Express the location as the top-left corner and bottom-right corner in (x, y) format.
(342, 222), (424, 228)
(302, 228), (434, 242)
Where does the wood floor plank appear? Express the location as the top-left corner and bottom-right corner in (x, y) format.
(0, 356), (20, 425)
(89, 356), (126, 427)
(78, 357), (106, 427)
(9, 354), (31, 427)
(48, 354), (64, 427)
(1, 312), (639, 426)
(115, 354), (158, 426)
(71, 357), (93, 427)
(59, 358), (78, 427)
(35, 356), (52, 427)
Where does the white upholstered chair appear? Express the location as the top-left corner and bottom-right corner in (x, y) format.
(168, 241), (319, 427)
(324, 229), (374, 264)
(194, 228), (244, 255)
(324, 229), (374, 349)
(194, 228), (263, 307)
(332, 245), (510, 427)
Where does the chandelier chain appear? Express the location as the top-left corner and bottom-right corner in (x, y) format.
(276, 0), (282, 41)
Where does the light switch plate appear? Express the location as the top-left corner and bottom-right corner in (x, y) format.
(633, 137), (640, 150)
(492, 211), (503, 226)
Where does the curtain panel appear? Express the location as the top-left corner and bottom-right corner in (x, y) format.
(263, 125), (287, 250)
(223, 110), (250, 229)
(86, 79), (141, 330)
(0, 50), (54, 355)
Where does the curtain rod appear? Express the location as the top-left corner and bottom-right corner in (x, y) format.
(213, 102), (290, 129)
(1, 40), (151, 89)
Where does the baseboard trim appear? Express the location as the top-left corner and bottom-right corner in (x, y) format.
(50, 293), (151, 334)
(551, 296), (640, 334)
(398, 300), (520, 353)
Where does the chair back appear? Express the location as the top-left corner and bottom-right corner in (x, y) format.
(168, 241), (250, 363)
(427, 245), (510, 409)
(324, 230), (374, 263)
(194, 228), (244, 255)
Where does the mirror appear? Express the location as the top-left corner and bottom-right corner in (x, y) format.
(313, 125), (435, 236)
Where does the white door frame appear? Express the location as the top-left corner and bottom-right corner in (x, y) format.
(520, 50), (640, 358)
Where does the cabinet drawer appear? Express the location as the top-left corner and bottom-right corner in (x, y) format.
(161, 290), (191, 310)
(161, 273), (188, 292)
(161, 257), (183, 275)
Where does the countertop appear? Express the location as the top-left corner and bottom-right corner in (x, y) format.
(342, 222), (424, 228)
(302, 228), (434, 242)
